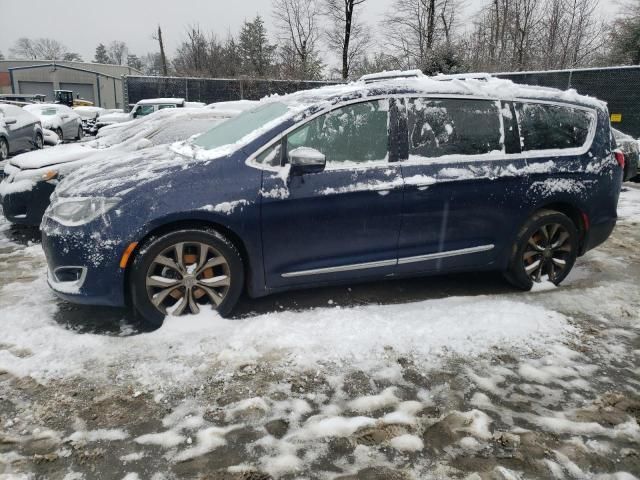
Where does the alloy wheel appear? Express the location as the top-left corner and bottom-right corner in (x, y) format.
(35, 134), (43, 149)
(0, 140), (7, 160)
(522, 223), (572, 283)
(145, 241), (231, 316)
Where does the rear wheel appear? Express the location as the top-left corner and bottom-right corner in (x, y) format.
(504, 210), (579, 290)
(130, 228), (244, 327)
(34, 132), (43, 149)
(0, 138), (8, 160)
(76, 125), (83, 140)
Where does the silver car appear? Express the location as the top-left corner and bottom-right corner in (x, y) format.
(0, 104), (44, 162)
(23, 103), (83, 142)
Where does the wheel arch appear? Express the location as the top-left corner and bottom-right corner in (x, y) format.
(122, 218), (253, 307)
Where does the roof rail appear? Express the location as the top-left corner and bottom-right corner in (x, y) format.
(359, 69), (424, 84)
(431, 73), (493, 82)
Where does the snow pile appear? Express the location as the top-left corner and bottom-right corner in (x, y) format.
(0, 262), (574, 388)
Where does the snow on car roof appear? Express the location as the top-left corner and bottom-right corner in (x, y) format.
(262, 75), (606, 112)
(136, 98), (185, 105)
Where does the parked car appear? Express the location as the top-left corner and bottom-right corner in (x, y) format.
(23, 103), (83, 142)
(40, 73), (623, 326)
(0, 103), (43, 163)
(612, 128), (639, 182)
(0, 107), (242, 225)
(73, 106), (105, 136)
(129, 98), (187, 119)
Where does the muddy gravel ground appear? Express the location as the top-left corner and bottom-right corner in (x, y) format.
(1, 185), (639, 480)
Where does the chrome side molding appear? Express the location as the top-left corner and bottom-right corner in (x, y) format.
(281, 244), (495, 278)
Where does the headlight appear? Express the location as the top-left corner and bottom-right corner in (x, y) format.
(47, 196), (120, 226)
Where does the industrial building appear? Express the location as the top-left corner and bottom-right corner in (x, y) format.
(0, 60), (141, 109)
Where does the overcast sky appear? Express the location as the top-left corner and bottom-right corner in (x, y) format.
(0, 0), (622, 65)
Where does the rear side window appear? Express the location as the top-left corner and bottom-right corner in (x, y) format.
(516, 103), (594, 151)
(407, 98), (502, 159)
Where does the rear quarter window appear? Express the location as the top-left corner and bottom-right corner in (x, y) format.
(407, 98), (502, 159)
(515, 103), (594, 151)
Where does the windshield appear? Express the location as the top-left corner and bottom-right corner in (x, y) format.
(40, 108), (58, 116)
(192, 102), (290, 150)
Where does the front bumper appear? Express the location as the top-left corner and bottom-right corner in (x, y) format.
(0, 181), (55, 226)
(41, 216), (128, 307)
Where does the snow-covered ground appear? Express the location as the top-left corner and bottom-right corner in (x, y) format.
(0, 185), (639, 479)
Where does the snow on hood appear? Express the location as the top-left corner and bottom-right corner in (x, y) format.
(55, 144), (187, 198)
(10, 143), (92, 170)
(97, 111), (130, 123)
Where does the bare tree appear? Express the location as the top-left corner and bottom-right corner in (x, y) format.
(325, 0), (372, 79)
(10, 38), (38, 59)
(384, 0), (461, 70)
(273, 0), (324, 79)
(464, 0), (604, 72)
(107, 41), (128, 65)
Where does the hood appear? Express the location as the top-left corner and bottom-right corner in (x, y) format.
(98, 112), (130, 124)
(10, 143), (94, 170)
(55, 144), (202, 199)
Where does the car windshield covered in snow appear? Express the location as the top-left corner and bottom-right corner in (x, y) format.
(192, 102), (290, 150)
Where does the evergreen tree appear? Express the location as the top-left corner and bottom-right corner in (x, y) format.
(94, 43), (110, 64)
(239, 15), (276, 77)
(127, 54), (144, 71)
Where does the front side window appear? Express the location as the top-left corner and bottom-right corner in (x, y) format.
(286, 100), (389, 166)
(407, 98), (502, 159)
(136, 105), (155, 117)
(516, 103), (594, 151)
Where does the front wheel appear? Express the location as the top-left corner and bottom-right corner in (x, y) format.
(76, 125), (83, 140)
(34, 132), (43, 149)
(504, 210), (579, 290)
(130, 228), (245, 327)
(55, 128), (63, 142)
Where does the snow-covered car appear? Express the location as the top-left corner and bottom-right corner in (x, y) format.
(73, 106), (105, 136)
(0, 103), (43, 163)
(23, 104), (83, 143)
(0, 106), (241, 225)
(39, 72), (622, 325)
(612, 128), (639, 182)
(130, 98), (189, 119)
(94, 109), (128, 129)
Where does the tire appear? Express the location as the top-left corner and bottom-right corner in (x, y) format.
(34, 132), (43, 150)
(504, 209), (579, 290)
(55, 128), (63, 142)
(76, 125), (83, 140)
(0, 138), (8, 161)
(129, 228), (244, 327)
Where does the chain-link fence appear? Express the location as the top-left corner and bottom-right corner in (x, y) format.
(123, 75), (339, 111)
(497, 66), (640, 137)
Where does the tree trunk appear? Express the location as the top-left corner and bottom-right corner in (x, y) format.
(342, 0), (353, 80)
(158, 26), (168, 76)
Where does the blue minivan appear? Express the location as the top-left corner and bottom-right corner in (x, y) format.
(41, 73), (623, 325)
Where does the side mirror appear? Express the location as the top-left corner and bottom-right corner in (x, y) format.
(289, 147), (326, 174)
(60, 114), (69, 119)
(4, 118), (17, 125)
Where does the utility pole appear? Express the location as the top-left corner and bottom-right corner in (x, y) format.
(156, 25), (168, 76)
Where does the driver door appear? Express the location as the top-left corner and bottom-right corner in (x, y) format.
(260, 98), (405, 289)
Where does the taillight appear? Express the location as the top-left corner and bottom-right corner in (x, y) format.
(614, 150), (625, 168)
